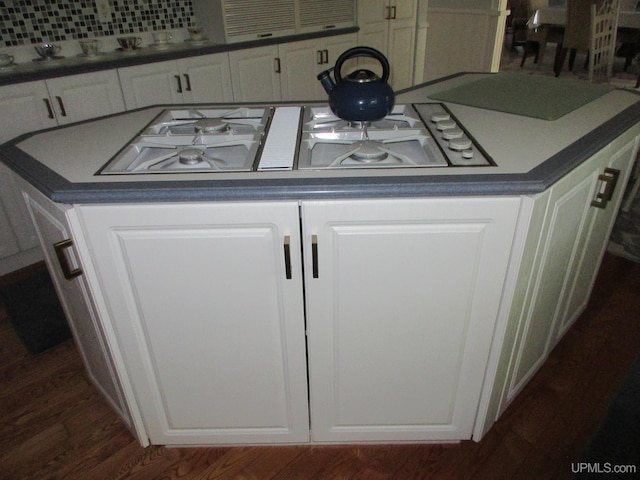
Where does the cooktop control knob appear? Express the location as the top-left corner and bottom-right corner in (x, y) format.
(441, 127), (464, 140)
(462, 149), (475, 159)
(449, 137), (473, 151)
(430, 112), (450, 123)
(436, 119), (457, 131)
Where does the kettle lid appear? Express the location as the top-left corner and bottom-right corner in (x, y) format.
(345, 69), (380, 83)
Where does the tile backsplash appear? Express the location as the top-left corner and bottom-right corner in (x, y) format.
(0, 0), (195, 47)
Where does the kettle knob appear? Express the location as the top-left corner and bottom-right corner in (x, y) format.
(334, 46), (390, 84)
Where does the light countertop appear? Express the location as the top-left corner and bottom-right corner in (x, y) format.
(3, 73), (640, 203)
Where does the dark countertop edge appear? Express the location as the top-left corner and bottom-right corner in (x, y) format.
(3, 76), (640, 204)
(0, 27), (359, 87)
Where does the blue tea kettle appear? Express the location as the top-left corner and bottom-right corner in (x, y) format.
(317, 46), (395, 122)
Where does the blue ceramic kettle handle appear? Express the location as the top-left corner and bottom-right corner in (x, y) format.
(334, 46), (390, 83)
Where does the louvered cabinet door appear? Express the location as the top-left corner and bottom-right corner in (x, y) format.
(222, 0), (296, 42)
(297, 0), (356, 33)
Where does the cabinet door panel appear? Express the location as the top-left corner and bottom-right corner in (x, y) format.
(278, 39), (319, 101)
(556, 138), (639, 339)
(46, 70), (125, 124)
(118, 61), (182, 109)
(77, 202), (308, 445)
(21, 186), (131, 429)
(229, 46), (281, 102)
(178, 53), (233, 103)
(303, 198), (521, 442)
(509, 172), (595, 395)
(0, 81), (57, 143)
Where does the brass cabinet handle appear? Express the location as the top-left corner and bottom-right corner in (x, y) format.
(385, 5), (392, 19)
(391, 5), (397, 19)
(591, 168), (621, 209)
(43, 98), (55, 119)
(323, 49), (329, 64)
(175, 75), (183, 93)
(312, 234), (319, 278)
(283, 235), (292, 279)
(53, 239), (83, 280)
(183, 74), (192, 92)
(317, 50), (323, 65)
(274, 57), (281, 73)
(55, 96), (67, 117)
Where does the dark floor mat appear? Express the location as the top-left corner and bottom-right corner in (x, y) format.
(0, 269), (71, 354)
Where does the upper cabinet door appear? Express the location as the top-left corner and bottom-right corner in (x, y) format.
(301, 197), (521, 443)
(45, 70), (125, 125)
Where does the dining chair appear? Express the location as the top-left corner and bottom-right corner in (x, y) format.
(589, 0), (621, 81)
(519, 0), (565, 66)
(554, 0), (621, 81)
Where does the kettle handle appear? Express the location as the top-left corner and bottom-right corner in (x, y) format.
(334, 46), (390, 83)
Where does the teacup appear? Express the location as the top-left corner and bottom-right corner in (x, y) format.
(79, 39), (99, 56)
(152, 31), (172, 44)
(35, 43), (61, 59)
(117, 36), (142, 50)
(0, 53), (15, 66)
(187, 25), (204, 41)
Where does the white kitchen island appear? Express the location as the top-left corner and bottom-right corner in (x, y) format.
(3, 73), (640, 447)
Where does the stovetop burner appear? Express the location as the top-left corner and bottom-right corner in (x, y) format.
(296, 104), (494, 170)
(98, 107), (273, 175)
(97, 103), (494, 176)
(194, 118), (229, 133)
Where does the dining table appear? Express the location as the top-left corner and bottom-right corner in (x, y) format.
(524, 6), (640, 67)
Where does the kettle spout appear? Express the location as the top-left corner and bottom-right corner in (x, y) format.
(317, 68), (335, 94)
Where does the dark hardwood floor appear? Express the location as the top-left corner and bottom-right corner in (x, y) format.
(1, 253), (639, 480)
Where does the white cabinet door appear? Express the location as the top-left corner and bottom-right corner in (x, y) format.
(45, 70), (126, 125)
(118, 61), (183, 109)
(278, 39), (320, 100)
(0, 81), (58, 144)
(278, 34), (357, 101)
(553, 136), (639, 341)
(177, 53), (233, 103)
(356, 0), (417, 90)
(302, 197), (521, 442)
(0, 192), (20, 260)
(75, 201), (309, 445)
(20, 183), (132, 430)
(387, 14), (417, 89)
(0, 81), (52, 269)
(495, 131), (640, 417)
(229, 45), (282, 102)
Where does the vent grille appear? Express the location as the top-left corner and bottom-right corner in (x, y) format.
(298, 0), (355, 28)
(223, 0), (297, 38)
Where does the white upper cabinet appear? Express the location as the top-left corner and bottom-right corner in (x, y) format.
(298, 0), (357, 32)
(192, 0), (355, 43)
(193, 0), (297, 43)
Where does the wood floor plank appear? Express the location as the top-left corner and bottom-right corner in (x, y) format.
(0, 253), (638, 479)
